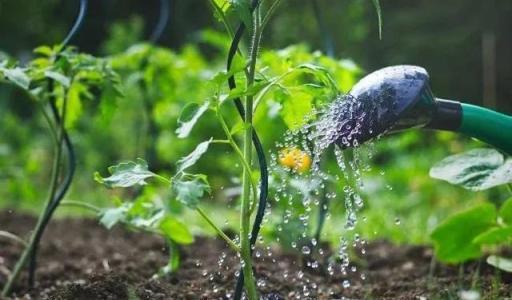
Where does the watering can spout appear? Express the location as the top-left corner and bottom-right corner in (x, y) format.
(345, 65), (512, 155)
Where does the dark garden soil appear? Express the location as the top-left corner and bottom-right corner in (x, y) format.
(1, 211), (511, 300)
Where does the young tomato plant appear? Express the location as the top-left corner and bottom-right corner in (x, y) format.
(429, 148), (512, 271)
(99, 0), (369, 297)
(0, 45), (120, 297)
(95, 158), (201, 276)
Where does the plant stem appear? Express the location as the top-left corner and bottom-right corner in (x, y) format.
(1, 148), (61, 296)
(211, 139), (230, 144)
(155, 172), (243, 251)
(217, 111), (258, 208)
(238, 8), (262, 300)
(60, 200), (101, 214)
(1, 94), (66, 297)
(208, 0), (235, 39)
(0, 231), (27, 247)
(507, 184), (512, 195)
(196, 207), (240, 253)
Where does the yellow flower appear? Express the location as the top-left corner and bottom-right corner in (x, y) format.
(278, 147), (312, 173)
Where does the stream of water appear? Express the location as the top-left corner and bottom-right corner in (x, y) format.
(266, 94), (388, 298)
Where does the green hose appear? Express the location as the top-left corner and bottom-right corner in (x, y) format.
(458, 103), (512, 155)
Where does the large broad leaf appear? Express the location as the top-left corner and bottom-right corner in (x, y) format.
(159, 216), (194, 245)
(431, 203), (496, 263)
(429, 148), (512, 191)
(176, 139), (212, 174)
(499, 198), (512, 225)
(473, 226), (512, 245)
(176, 101), (209, 138)
(95, 158), (156, 188)
(0, 67), (30, 90)
(487, 255), (512, 273)
(172, 175), (210, 208)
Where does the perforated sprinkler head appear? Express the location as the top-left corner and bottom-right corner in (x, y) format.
(331, 65), (512, 155)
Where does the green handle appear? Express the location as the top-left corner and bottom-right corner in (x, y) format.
(458, 103), (512, 155)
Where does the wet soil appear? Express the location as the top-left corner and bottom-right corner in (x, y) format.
(1, 211), (511, 300)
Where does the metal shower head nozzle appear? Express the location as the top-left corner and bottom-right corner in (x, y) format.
(334, 65), (438, 147)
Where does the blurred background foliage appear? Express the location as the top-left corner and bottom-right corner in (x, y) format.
(0, 0), (511, 247)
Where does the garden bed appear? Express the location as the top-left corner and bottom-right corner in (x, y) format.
(1, 211), (510, 300)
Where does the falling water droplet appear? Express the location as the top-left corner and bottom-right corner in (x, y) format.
(342, 280), (351, 289)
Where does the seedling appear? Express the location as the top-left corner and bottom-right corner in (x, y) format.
(0, 45), (120, 296)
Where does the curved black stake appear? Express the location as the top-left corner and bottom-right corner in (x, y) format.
(27, 0), (87, 287)
(311, 0), (335, 57)
(230, 0), (268, 299)
(62, 0), (88, 47)
(149, 0), (170, 43)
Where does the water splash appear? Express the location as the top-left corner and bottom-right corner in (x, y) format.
(266, 93), (392, 296)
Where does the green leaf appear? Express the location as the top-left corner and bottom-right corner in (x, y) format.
(209, 59), (247, 87)
(431, 203), (496, 263)
(176, 139), (212, 174)
(34, 45), (54, 57)
(99, 204), (130, 229)
(95, 158), (156, 188)
(159, 217), (194, 244)
(172, 175), (210, 208)
(297, 63), (338, 90)
(0, 67), (30, 90)
(45, 70), (71, 88)
(232, 0), (253, 29)
(499, 198), (512, 225)
(222, 80), (271, 103)
(64, 81), (86, 128)
(371, 0), (383, 39)
(429, 148), (512, 191)
(473, 226), (512, 245)
(213, 0), (231, 12)
(176, 101), (210, 138)
(279, 89), (313, 129)
(487, 255), (512, 273)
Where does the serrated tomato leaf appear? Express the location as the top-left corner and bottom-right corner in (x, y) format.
(99, 204), (130, 229)
(429, 148), (512, 191)
(172, 175), (210, 208)
(95, 158), (156, 188)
